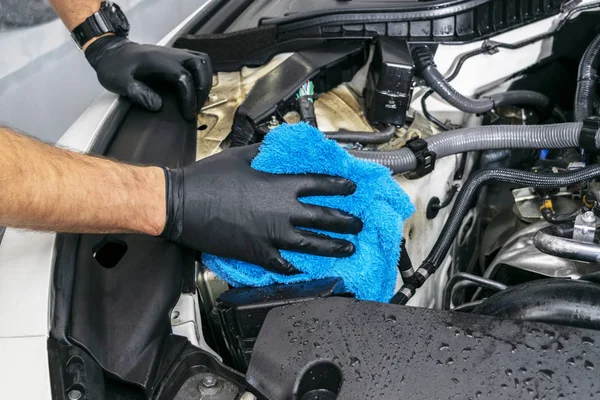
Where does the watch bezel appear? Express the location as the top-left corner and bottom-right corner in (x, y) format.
(71, 1), (130, 49)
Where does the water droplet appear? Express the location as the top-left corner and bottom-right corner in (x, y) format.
(519, 367), (528, 374)
(567, 357), (575, 366)
(384, 314), (397, 323)
(293, 321), (300, 327)
(462, 347), (472, 353)
(314, 342), (320, 348)
(465, 329), (473, 338)
(585, 360), (594, 370)
(446, 357), (455, 365)
(350, 356), (360, 367)
(475, 391), (482, 398)
(582, 336), (594, 345)
(538, 369), (554, 381)
(290, 337), (298, 343)
(439, 343), (449, 351)
(501, 384), (508, 389)
(451, 378), (459, 384)
(297, 350), (303, 355)
(505, 369), (513, 376)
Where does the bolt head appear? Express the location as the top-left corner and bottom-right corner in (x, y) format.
(208, 93), (218, 102)
(202, 374), (217, 388)
(68, 390), (83, 400)
(583, 211), (596, 223)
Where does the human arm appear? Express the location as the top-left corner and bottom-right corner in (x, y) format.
(0, 128), (361, 274)
(48, 0), (212, 121)
(0, 126), (166, 235)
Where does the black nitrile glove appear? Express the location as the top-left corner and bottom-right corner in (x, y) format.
(85, 36), (212, 121)
(161, 144), (363, 274)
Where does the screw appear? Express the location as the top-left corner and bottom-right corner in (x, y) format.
(201, 374), (217, 388)
(208, 93), (218, 102)
(583, 211), (596, 223)
(68, 390), (83, 400)
(171, 311), (180, 319)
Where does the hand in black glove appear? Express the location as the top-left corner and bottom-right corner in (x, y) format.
(85, 36), (212, 121)
(161, 144), (363, 274)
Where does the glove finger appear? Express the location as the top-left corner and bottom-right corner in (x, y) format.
(292, 204), (362, 234)
(295, 175), (357, 198)
(278, 229), (356, 257)
(162, 67), (196, 121)
(127, 81), (163, 112)
(183, 56), (212, 113)
(261, 248), (300, 275)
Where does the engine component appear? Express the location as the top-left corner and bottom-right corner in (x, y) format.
(247, 297), (600, 400)
(574, 33), (600, 122)
(534, 223), (600, 263)
(323, 125), (396, 144)
(473, 279), (600, 330)
(213, 278), (347, 372)
(573, 211), (597, 242)
(296, 80), (317, 127)
(230, 41), (367, 146)
(351, 122), (585, 174)
(442, 272), (507, 310)
(393, 164), (600, 305)
(483, 222), (599, 282)
(365, 37), (414, 127)
(412, 46), (553, 115)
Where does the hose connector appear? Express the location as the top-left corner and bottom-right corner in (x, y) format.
(411, 46), (436, 74)
(580, 117), (600, 151)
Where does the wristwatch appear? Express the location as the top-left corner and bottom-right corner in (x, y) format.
(71, 1), (130, 49)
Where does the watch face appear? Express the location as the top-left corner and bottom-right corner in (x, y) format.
(106, 2), (130, 35)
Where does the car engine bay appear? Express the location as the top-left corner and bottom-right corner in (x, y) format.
(49, 1), (600, 399)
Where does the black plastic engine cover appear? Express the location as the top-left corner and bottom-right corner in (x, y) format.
(214, 278), (348, 372)
(247, 297), (600, 399)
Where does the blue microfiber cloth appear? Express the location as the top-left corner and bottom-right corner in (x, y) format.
(202, 123), (415, 302)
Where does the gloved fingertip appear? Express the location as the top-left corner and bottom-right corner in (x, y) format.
(145, 92), (163, 112)
(128, 82), (163, 112)
(339, 241), (356, 256)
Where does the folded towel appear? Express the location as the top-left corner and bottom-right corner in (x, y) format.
(202, 123), (415, 302)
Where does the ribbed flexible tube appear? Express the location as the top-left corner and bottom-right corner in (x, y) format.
(350, 123), (584, 174)
(574, 33), (600, 122)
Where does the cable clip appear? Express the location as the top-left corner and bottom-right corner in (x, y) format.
(579, 117), (600, 152)
(405, 138), (437, 177)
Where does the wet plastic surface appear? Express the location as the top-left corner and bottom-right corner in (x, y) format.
(247, 297), (600, 399)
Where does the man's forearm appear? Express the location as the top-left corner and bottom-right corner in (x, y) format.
(0, 127), (166, 236)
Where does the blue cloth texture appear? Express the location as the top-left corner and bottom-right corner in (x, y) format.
(202, 123), (415, 302)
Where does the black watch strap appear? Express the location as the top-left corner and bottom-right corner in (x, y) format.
(71, 1), (130, 49)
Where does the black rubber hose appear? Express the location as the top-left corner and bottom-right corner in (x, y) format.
(473, 279), (600, 330)
(574, 33), (600, 122)
(412, 46), (554, 115)
(534, 224), (600, 263)
(391, 164), (600, 305)
(442, 272), (507, 310)
(413, 46), (494, 114)
(324, 125), (396, 144)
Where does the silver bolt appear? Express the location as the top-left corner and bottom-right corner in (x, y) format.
(208, 93), (218, 102)
(201, 374), (217, 388)
(68, 390), (83, 400)
(583, 211), (596, 223)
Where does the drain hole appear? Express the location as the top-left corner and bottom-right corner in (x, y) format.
(294, 361), (342, 400)
(198, 124), (208, 131)
(93, 237), (128, 268)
